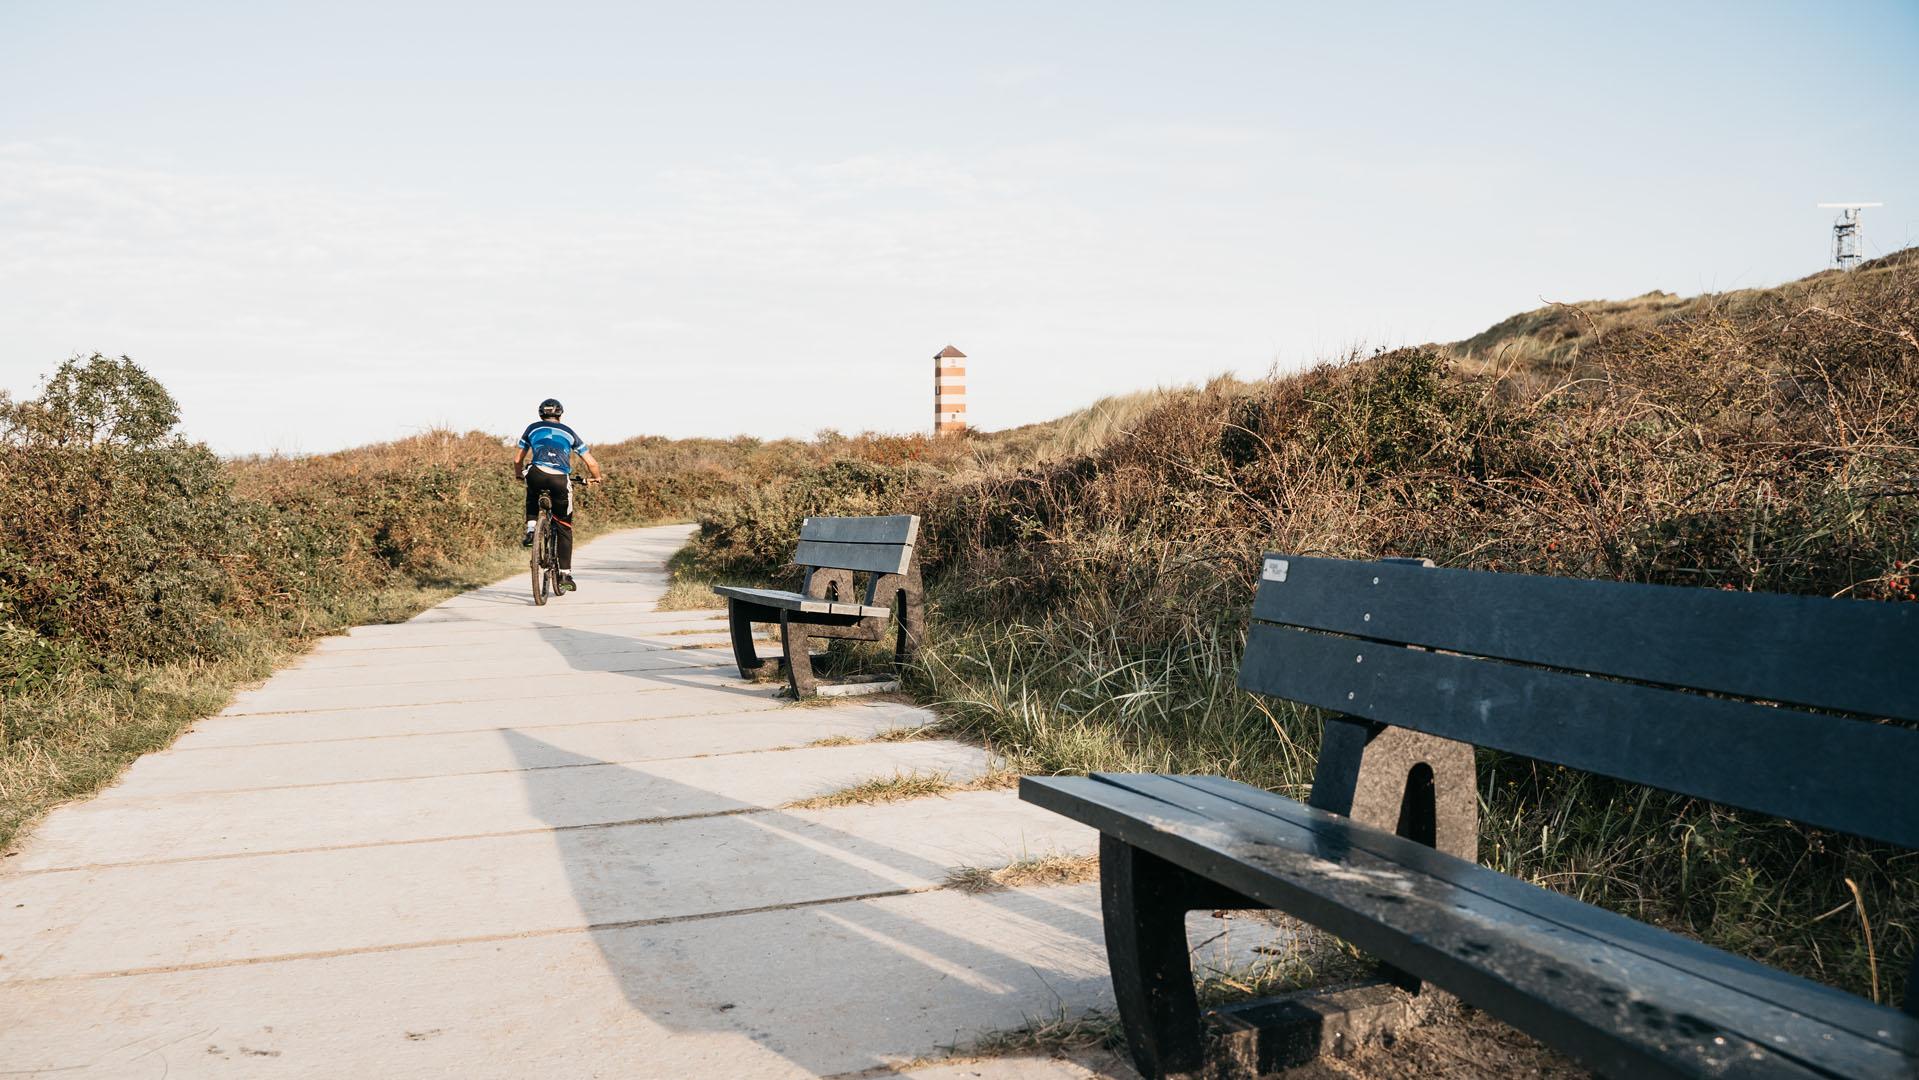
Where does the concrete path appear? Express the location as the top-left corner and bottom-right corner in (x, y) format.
(0, 525), (1272, 1079)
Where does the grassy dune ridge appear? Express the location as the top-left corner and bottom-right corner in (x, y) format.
(3, 256), (1913, 1008)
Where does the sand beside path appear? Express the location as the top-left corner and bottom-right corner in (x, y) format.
(0, 524), (1286, 1079)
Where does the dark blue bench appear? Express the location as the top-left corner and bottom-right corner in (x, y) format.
(1023, 554), (1918, 1079)
(714, 514), (924, 698)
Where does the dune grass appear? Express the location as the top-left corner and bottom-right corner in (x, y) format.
(784, 771), (957, 809)
(945, 853), (1100, 894)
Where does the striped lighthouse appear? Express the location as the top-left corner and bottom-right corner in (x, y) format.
(933, 345), (967, 435)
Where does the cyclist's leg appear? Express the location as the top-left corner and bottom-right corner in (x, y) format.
(523, 476), (540, 543)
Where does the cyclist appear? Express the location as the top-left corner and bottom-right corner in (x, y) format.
(514, 398), (605, 593)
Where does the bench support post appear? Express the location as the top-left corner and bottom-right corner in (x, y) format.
(781, 613), (819, 698)
(1308, 720), (1477, 859)
(1310, 718), (1477, 994)
(1101, 834), (1259, 1080)
(726, 598), (782, 680)
(892, 563), (925, 663)
(778, 612), (873, 699)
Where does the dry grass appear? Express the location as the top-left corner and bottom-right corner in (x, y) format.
(783, 771), (956, 809)
(803, 724), (939, 748)
(955, 1007), (1123, 1060)
(978, 383), (1241, 466)
(782, 765), (1014, 809)
(657, 573), (725, 612)
(873, 724), (937, 742)
(945, 852), (1100, 893)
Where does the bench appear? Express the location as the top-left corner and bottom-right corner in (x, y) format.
(1022, 554), (1919, 1079)
(713, 514), (925, 699)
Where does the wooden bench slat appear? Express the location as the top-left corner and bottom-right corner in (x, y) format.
(1022, 774), (1918, 1080)
(792, 539), (914, 576)
(711, 585), (889, 618)
(1250, 555), (1919, 722)
(800, 514), (919, 545)
(1238, 622), (1919, 849)
(1167, 774), (1911, 1052)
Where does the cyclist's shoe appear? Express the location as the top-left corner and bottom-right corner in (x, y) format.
(521, 526), (535, 548)
(560, 574), (578, 593)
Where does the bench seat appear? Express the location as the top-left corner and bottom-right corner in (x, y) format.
(712, 584), (891, 619)
(1024, 772), (1919, 1080)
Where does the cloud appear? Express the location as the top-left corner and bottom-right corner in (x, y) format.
(0, 131), (1492, 453)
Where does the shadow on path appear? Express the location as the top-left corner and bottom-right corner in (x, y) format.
(501, 729), (1108, 1076)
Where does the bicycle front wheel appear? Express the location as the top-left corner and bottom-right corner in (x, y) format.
(531, 509), (552, 605)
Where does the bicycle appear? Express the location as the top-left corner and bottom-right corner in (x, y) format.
(527, 475), (598, 605)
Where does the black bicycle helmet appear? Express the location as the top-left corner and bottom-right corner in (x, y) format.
(538, 398), (563, 419)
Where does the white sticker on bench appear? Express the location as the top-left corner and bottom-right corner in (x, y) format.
(1262, 557), (1289, 582)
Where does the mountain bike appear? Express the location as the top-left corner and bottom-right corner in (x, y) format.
(527, 476), (598, 605)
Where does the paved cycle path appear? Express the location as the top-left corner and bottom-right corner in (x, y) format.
(0, 525), (1271, 1078)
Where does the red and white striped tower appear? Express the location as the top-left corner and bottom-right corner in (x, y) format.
(934, 345), (967, 435)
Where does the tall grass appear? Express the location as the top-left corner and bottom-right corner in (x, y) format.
(911, 614), (1317, 797)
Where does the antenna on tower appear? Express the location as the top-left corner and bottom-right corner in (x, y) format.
(1816, 202), (1884, 271)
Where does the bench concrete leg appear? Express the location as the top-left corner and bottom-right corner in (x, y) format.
(1311, 719), (1477, 994)
(1103, 835), (1205, 1079)
(727, 599), (778, 680)
(893, 565), (924, 664)
(894, 594), (923, 665)
(1101, 834), (1260, 1080)
(780, 615), (818, 699)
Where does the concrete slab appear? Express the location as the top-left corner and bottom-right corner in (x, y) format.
(311, 612), (730, 650)
(0, 887), (1133, 1080)
(294, 630), (740, 669)
(818, 679), (903, 697)
(173, 685), (788, 749)
(1, 791), (1095, 981)
(264, 644), (758, 691)
(14, 740), (995, 871)
(103, 701), (936, 797)
(220, 656), (749, 715)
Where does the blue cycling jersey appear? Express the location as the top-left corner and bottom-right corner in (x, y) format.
(518, 421), (587, 474)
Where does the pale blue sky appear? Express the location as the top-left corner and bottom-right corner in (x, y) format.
(3, 1), (1915, 453)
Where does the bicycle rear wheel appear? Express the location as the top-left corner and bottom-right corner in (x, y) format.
(531, 508), (552, 605)
(543, 520), (562, 600)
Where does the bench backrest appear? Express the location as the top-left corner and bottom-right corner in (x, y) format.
(1239, 554), (1919, 850)
(795, 514), (919, 576)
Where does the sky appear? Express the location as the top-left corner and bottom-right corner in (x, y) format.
(2, 1), (1916, 455)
